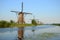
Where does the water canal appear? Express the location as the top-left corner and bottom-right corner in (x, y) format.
(0, 25), (60, 40)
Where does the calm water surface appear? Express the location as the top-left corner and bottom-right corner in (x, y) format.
(0, 25), (60, 40)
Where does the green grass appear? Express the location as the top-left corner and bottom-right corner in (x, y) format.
(0, 23), (38, 28)
(11, 23), (41, 28)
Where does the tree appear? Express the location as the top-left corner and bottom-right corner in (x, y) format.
(10, 20), (15, 23)
(0, 20), (11, 28)
(32, 19), (37, 26)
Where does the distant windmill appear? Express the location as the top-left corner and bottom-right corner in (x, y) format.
(11, 2), (32, 40)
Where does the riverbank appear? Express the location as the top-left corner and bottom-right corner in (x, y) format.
(52, 24), (60, 26)
(0, 20), (35, 28)
(10, 24), (36, 27)
(0, 20), (39, 28)
(0, 23), (60, 28)
(43, 24), (60, 26)
(0, 23), (36, 28)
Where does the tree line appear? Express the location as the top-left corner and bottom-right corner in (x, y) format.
(0, 20), (15, 28)
(0, 19), (38, 28)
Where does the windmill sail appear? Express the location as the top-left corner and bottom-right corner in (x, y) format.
(21, 2), (23, 12)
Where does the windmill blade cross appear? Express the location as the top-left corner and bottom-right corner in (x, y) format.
(23, 12), (32, 15)
(11, 11), (20, 13)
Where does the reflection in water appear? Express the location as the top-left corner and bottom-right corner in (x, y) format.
(18, 27), (24, 40)
(0, 25), (60, 40)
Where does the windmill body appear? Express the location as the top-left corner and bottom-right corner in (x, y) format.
(18, 12), (24, 24)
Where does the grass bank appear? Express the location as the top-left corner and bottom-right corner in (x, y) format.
(10, 24), (35, 28)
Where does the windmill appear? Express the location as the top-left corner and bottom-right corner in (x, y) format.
(11, 2), (32, 40)
(11, 2), (32, 24)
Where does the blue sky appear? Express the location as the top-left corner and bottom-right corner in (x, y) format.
(0, 0), (60, 24)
